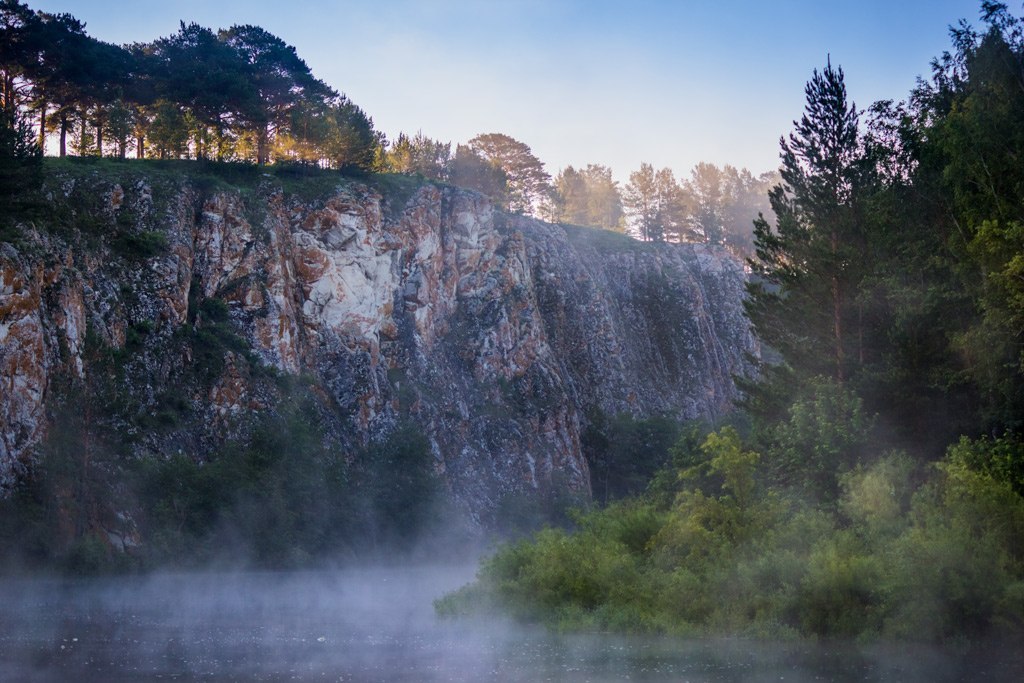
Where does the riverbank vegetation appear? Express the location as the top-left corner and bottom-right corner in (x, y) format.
(439, 2), (1024, 643)
(439, 417), (1024, 641)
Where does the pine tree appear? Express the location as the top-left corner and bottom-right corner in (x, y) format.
(746, 60), (865, 402)
(0, 103), (42, 231)
(553, 164), (624, 231)
(623, 163), (659, 241)
(450, 143), (508, 206)
(624, 163), (689, 242)
(467, 133), (551, 216)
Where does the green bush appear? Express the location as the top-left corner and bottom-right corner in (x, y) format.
(945, 433), (1024, 496)
(839, 451), (916, 539)
(111, 229), (168, 259)
(441, 427), (1024, 643)
(794, 532), (885, 637)
(766, 377), (873, 505)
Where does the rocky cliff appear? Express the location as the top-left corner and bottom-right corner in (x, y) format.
(0, 166), (757, 520)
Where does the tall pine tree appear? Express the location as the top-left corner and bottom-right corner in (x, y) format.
(746, 60), (866, 416)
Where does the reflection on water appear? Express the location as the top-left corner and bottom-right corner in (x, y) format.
(1, 565), (1022, 682)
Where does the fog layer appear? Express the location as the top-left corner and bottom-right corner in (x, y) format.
(2, 564), (1021, 682)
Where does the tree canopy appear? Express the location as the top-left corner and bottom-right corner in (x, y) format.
(3, 1), (784, 262)
(467, 133), (552, 216)
(0, 3), (382, 168)
(745, 3), (1024, 456)
(553, 164), (624, 232)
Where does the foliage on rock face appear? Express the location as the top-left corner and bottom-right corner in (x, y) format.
(0, 407), (444, 571)
(132, 412), (442, 567)
(583, 413), (681, 505)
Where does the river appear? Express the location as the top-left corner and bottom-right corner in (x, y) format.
(1, 565), (1021, 682)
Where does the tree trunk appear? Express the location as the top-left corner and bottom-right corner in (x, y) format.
(215, 114), (225, 161)
(832, 230), (844, 382)
(95, 117), (104, 157)
(78, 109), (88, 156)
(136, 134), (144, 159)
(257, 125), (269, 165)
(59, 113), (68, 157)
(858, 299), (864, 366)
(38, 101), (47, 153)
(2, 74), (14, 122)
(833, 275), (844, 382)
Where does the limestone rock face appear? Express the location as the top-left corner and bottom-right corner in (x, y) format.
(0, 171), (758, 516)
(0, 245), (48, 488)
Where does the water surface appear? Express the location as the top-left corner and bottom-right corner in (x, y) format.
(1, 566), (1021, 681)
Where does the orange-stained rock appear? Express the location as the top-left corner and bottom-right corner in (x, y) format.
(0, 247), (48, 488)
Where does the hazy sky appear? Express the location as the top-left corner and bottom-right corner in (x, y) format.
(30, 0), (987, 179)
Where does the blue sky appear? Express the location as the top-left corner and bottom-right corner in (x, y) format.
(30, 0), (989, 179)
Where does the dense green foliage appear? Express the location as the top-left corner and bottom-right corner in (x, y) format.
(440, 3), (1024, 643)
(583, 412), (682, 505)
(552, 164), (625, 232)
(439, 428), (1024, 641)
(0, 96), (41, 234)
(746, 1), (1024, 451)
(133, 412), (444, 567)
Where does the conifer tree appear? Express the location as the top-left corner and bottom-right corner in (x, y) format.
(450, 143), (508, 207)
(553, 164), (624, 231)
(746, 60), (865, 396)
(624, 163), (688, 242)
(0, 103), (41, 228)
(467, 133), (551, 216)
(623, 163), (659, 241)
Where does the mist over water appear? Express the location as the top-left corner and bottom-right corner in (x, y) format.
(0, 564), (1020, 682)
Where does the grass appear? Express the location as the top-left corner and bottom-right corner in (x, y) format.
(560, 222), (653, 252)
(43, 156), (374, 196)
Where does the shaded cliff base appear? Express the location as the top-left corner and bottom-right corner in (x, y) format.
(0, 381), (706, 574)
(0, 378), (477, 573)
